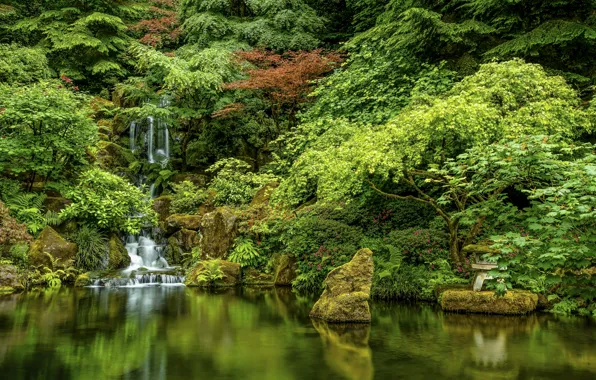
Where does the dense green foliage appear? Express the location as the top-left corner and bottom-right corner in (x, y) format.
(1, 0), (595, 315)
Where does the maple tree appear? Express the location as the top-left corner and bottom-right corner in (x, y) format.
(219, 49), (342, 127)
(130, 0), (181, 49)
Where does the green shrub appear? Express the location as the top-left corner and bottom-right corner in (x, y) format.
(228, 237), (263, 268)
(387, 228), (451, 266)
(4, 193), (60, 235)
(61, 168), (157, 234)
(170, 180), (207, 214)
(207, 158), (277, 206)
(72, 225), (108, 271)
(9, 243), (29, 267)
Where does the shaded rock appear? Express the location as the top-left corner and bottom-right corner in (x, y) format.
(310, 248), (374, 323)
(274, 254), (297, 286)
(185, 260), (241, 287)
(107, 234), (130, 270)
(312, 319), (373, 380)
(43, 196), (72, 213)
(0, 263), (22, 293)
(95, 141), (134, 170)
(440, 289), (538, 315)
(250, 182), (279, 207)
(153, 195), (172, 225)
(243, 268), (274, 286)
(199, 207), (237, 260)
(165, 229), (200, 265)
(166, 214), (202, 235)
(28, 227), (77, 267)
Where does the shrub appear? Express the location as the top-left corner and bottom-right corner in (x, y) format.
(8, 243), (29, 267)
(170, 180), (207, 214)
(0, 200), (31, 245)
(72, 225), (108, 271)
(207, 158), (278, 206)
(61, 168), (158, 234)
(387, 228), (451, 266)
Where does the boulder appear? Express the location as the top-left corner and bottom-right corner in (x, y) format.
(0, 263), (22, 294)
(152, 195), (172, 222)
(185, 260), (241, 287)
(440, 289), (538, 315)
(243, 268), (274, 286)
(95, 141), (134, 170)
(107, 234), (130, 270)
(199, 207), (237, 260)
(165, 229), (200, 265)
(43, 196), (72, 213)
(28, 227), (77, 267)
(166, 214), (202, 235)
(274, 254), (297, 286)
(310, 248), (374, 323)
(250, 182), (279, 208)
(75, 272), (90, 287)
(171, 173), (208, 187)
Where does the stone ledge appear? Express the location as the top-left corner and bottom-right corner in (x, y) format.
(440, 289), (538, 315)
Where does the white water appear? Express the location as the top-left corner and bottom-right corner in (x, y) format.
(123, 97), (179, 280)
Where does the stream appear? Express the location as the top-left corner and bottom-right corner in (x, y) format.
(0, 287), (594, 379)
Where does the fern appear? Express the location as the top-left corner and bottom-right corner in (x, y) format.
(228, 237), (263, 268)
(192, 259), (225, 287)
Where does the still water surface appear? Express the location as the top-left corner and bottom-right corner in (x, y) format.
(0, 286), (594, 380)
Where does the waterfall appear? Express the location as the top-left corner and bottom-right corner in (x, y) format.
(121, 96), (180, 281)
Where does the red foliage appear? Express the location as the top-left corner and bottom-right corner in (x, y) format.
(0, 201), (31, 246)
(130, 0), (181, 49)
(225, 49), (342, 106)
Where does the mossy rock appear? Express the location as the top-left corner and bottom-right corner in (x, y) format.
(243, 268), (274, 286)
(75, 272), (90, 287)
(0, 286), (15, 294)
(274, 254), (297, 286)
(107, 234), (130, 270)
(166, 214), (202, 235)
(185, 260), (241, 287)
(165, 229), (200, 265)
(250, 182), (279, 208)
(0, 263), (22, 291)
(440, 289), (538, 315)
(153, 195), (172, 222)
(28, 227), (77, 267)
(199, 207), (237, 260)
(171, 173), (208, 187)
(310, 248), (374, 323)
(95, 141), (134, 170)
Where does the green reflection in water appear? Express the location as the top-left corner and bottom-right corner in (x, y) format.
(0, 287), (594, 380)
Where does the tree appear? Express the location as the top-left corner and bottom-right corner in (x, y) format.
(60, 168), (157, 234)
(129, 0), (181, 50)
(0, 80), (97, 189)
(275, 60), (593, 262)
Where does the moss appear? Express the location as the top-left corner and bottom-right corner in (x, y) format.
(310, 248), (374, 323)
(274, 254), (297, 286)
(440, 289), (538, 315)
(243, 268), (274, 286)
(166, 214), (202, 234)
(28, 227), (77, 267)
(152, 195), (172, 222)
(250, 182), (279, 207)
(185, 260), (241, 287)
(199, 207), (237, 259)
(75, 273), (90, 287)
(107, 234), (130, 270)
(0, 286), (15, 294)
(95, 141), (134, 170)
(43, 196), (72, 213)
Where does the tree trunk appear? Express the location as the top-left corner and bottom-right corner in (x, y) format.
(447, 221), (462, 265)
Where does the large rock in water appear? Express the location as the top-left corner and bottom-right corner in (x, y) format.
(440, 289), (538, 315)
(185, 260), (241, 287)
(28, 227), (77, 267)
(199, 207), (237, 260)
(310, 248), (374, 323)
(107, 234), (130, 270)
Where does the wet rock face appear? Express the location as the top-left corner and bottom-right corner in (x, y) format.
(43, 196), (72, 213)
(185, 260), (241, 287)
(199, 207), (237, 260)
(310, 248), (374, 323)
(152, 195), (172, 223)
(28, 227), (77, 267)
(107, 234), (130, 270)
(274, 254), (297, 286)
(0, 263), (22, 293)
(165, 229), (200, 265)
(243, 268), (274, 286)
(165, 214), (202, 235)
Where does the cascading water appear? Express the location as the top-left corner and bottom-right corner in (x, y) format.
(96, 96), (185, 287)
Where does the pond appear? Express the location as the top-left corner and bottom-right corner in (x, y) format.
(0, 286), (594, 380)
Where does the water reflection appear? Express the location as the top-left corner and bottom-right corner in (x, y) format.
(0, 288), (594, 379)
